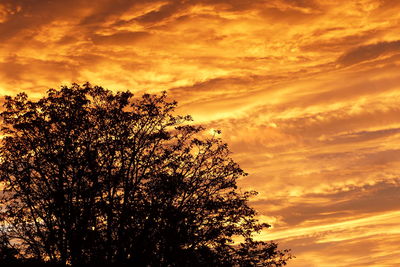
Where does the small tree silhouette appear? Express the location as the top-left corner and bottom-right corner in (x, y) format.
(0, 83), (291, 266)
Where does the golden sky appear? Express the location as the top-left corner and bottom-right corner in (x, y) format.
(1, 0), (400, 266)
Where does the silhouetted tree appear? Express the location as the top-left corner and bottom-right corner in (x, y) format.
(0, 83), (291, 266)
(0, 233), (19, 264)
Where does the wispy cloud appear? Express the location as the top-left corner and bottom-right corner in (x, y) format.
(338, 40), (400, 66)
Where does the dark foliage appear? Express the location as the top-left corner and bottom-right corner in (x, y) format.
(0, 234), (19, 263)
(0, 83), (291, 266)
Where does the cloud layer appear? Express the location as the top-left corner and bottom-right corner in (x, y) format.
(1, 0), (400, 265)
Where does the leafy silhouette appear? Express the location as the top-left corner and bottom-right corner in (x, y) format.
(0, 83), (291, 266)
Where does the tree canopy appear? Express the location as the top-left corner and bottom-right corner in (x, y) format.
(0, 83), (291, 266)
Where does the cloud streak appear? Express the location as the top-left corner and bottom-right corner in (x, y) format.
(338, 40), (400, 66)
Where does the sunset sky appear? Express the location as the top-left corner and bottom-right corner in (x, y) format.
(1, 0), (400, 266)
